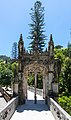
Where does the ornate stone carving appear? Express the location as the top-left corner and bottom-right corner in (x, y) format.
(18, 34), (24, 58)
(13, 34), (59, 104)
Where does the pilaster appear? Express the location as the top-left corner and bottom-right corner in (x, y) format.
(13, 65), (18, 96)
(18, 34), (26, 104)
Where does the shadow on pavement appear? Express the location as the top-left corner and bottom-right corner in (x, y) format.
(17, 100), (49, 113)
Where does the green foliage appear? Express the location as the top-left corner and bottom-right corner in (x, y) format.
(28, 1), (46, 52)
(68, 41), (71, 49)
(55, 46), (71, 115)
(59, 57), (71, 94)
(54, 49), (65, 63)
(55, 45), (63, 49)
(67, 42), (71, 58)
(58, 96), (71, 115)
(54, 48), (71, 94)
(60, 58), (71, 93)
(37, 74), (43, 89)
(0, 60), (13, 87)
(11, 62), (18, 74)
(28, 73), (34, 86)
(0, 55), (11, 62)
(28, 73), (43, 89)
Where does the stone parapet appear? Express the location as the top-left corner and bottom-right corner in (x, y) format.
(50, 98), (71, 120)
(0, 87), (13, 102)
(0, 96), (18, 120)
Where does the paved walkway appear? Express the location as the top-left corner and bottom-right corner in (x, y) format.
(0, 92), (7, 111)
(11, 91), (55, 120)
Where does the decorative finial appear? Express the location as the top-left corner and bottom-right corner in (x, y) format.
(20, 34), (23, 41)
(18, 33), (24, 56)
(48, 34), (54, 56)
(50, 34), (53, 41)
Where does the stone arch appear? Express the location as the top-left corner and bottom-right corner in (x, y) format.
(22, 62), (49, 103)
(23, 62), (48, 75)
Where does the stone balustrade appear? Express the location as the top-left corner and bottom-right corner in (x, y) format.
(50, 98), (71, 120)
(0, 96), (18, 120)
(1, 87), (13, 102)
(26, 86), (71, 120)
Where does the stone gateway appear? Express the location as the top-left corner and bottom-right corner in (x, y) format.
(13, 34), (59, 105)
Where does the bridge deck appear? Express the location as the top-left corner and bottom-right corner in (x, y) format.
(10, 90), (55, 120)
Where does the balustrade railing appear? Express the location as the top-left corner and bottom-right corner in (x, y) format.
(28, 86), (71, 120)
(0, 96), (18, 120)
(0, 87), (13, 102)
(50, 98), (71, 120)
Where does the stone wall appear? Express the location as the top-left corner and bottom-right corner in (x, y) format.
(50, 98), (71, 120)
(0, 96), (18, 120)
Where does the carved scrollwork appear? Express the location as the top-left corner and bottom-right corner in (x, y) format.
(23, 62), (48, 76)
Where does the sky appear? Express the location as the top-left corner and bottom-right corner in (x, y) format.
(0, 0), (71, 57)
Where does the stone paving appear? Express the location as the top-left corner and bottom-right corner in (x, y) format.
(0, 92), (7, 111)
(10, 91), (55, 120)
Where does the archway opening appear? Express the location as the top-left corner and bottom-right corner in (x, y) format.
(23, 63), (48, 104)
(28, 72), (43, 89)
(26, 72), (44, 104)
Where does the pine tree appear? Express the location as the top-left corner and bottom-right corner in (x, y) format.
(28, 1), (46, 52)
(12, 42), (18, 59)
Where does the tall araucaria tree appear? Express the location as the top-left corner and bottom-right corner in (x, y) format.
(28, 1), (46, 52)
(11, 42), (18, 59)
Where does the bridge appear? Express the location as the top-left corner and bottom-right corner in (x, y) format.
(10, 90), (55, 120)
(0, 87), (71, 120)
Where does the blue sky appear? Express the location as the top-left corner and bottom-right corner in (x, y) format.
(0, 0), (71, 57)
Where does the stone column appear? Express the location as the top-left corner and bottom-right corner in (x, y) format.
(34, 72), (37, 104)
(47, 75), (49, 95)
(48, 73), (53, 90)
(45, 75), (48, 104)
(18, 72), (25, 105)
(48, 64), (54, 95)
(13, 80), (18, 96)
(23, 75), (27, 99)
(43, 75), (45, 99)
(18, 34), (25, 104)
(25, 77), (27, 99)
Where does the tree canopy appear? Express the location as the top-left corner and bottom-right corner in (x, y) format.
(28, 1), (46, 52)
(11, 42), (18, 59)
